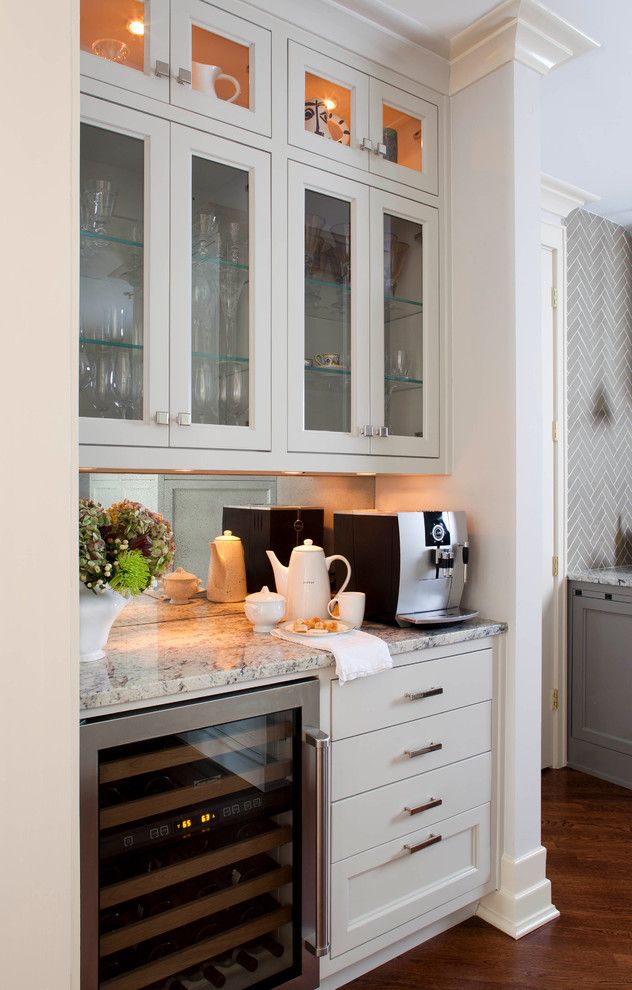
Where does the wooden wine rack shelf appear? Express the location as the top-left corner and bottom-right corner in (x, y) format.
(101, 904), (293, 990)
(100, 863), (292, 956)
(99, 759), (292, 830)
(100, 824), (292, 909)
(100, 723), (292, 784)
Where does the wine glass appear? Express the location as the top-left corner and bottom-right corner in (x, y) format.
(330, 222), (351, 283)
(219, 220), (248, 359)
(81, 178), (116, 235)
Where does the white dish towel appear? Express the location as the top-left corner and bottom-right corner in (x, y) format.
(271, 627), (393, 685)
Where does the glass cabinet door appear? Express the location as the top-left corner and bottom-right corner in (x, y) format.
(288, 43), (370, 171)
(170, 0), (272, 136)
(80, 0), (170, 100)
(369, 189), (439, 457)
(80, 97), (170, 447)
(369, 80), (439, 195)
(170, 126), (271, 450)
(288, 164), (370, 454)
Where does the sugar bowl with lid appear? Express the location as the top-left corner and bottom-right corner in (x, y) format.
(244, 586), (286, 633)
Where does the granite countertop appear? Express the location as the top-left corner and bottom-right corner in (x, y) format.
(568, 566), (632, 589)
(80, 591), (507, 714)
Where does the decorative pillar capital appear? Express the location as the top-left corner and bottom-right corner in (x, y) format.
(450, 0), (599, 95)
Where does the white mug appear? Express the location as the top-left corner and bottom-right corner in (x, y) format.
(192, 62), (241, 103)
(328, 591), (365, 628)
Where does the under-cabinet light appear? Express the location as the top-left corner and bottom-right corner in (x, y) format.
(127, 19), (145, 36)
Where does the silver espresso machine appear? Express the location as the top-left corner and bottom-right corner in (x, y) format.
(333, 510), (478, 626)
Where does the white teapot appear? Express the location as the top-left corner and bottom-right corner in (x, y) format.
(266, 539), (351, 622)
(207, 531), (247, 603)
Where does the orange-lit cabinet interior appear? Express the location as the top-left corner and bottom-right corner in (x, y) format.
(288, 42), (438, 195)
(80, 0), (271, 135)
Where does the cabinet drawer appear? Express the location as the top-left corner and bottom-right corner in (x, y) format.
(332, 752), (491, 862)
(332, 701), (491, 800)
(331, 648), (492, 739)
(331, 804), (491, 957)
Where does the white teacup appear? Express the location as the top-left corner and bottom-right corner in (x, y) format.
(328, 591), (365, 628)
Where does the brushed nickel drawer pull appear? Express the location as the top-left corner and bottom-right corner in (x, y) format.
(404, 797), (442, 816)
(404, 742), (442, 759)
(404, 833), (442, 854)
(404, 687), (443, 701)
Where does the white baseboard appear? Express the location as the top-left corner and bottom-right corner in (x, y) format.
(476, 846), (559, 938)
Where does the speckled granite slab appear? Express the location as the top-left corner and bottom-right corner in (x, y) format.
(568, 566), (632, 589)
(80, 592), (506, 714)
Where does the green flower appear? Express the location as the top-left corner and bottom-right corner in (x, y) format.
(109, 549), (151, 596)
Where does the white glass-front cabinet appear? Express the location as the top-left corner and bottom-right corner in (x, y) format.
(288, 42), (438, 195)
(170, 126), (271, 450)
(79, 96), (170, 446)
(80, 0), (271, 136)
(80, 97), (271, 451)
(170, 0), (271, 135)
(288, 162), (439, 457)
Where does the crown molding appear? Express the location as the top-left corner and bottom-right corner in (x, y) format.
(449, 0), (599, 95)
(541, 174), (600, 220)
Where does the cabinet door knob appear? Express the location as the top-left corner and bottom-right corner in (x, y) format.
(177, 412), (192, 426)
(177, 67), (192, 86)
(377, 426), (389, 438)
(155, 411), (169, 426)
(361, 138), (374, 152)
(359, 424), (377, 437)
(376, 142), (387, 157)
(154, 60), (170, 79)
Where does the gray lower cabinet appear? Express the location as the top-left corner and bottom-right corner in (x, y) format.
(568, 582), (632, 789)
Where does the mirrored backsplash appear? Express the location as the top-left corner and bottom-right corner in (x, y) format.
(79, 473), (375, 583)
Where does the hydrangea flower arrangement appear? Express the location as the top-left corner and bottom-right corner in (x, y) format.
(79, 498), (175, 595)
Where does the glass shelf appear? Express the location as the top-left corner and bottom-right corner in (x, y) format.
(80, 336), (143, 351)
(192, 352), (249, 363)
(80, 230), (143, 249)
(304, 278), (422, 323)
(192, 254), (249, 271)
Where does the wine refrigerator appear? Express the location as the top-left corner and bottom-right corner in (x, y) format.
(81, 680), (329, 990)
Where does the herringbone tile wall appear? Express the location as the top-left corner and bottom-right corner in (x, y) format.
(566, 208), (632, 570)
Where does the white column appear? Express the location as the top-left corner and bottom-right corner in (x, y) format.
(377, 1), (598, 939)
(0, 0), (79, 985)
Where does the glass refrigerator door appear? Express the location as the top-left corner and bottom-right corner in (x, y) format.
(95, 711), (302, 990)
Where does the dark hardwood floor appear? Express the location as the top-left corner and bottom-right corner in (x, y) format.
(344, 768), (632, 990)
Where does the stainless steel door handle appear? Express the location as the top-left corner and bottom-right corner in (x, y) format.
(404, 833), (442, 854)
(404, 741), (442, 759)
(404, 797), (443, 816)
(304, 728), (330, 958)
(155, 60), (170, 79)
(177, 67), (192, 85)
(176, 412), (192, 426)
(361, 137), (374, 152)
(404, 687), (444, 701)
(154, 411), (169, 425)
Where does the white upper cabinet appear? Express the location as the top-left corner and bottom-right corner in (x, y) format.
(288, 163), (439, 459)
(170, 1), (272, 136)
(287, 163), (371, 454)
(288, 43), (370, 171)
(170, 127), (271, 450)
(80, 0), (170, 100)
(368, 79), (438, 195)
(79, 96), (170, 447)
(288, 42), (439, 195)
(80, 0), (272, 136)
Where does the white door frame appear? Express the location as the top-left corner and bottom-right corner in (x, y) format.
(540, 174), (600, 769)
(541, 221), (567, 769)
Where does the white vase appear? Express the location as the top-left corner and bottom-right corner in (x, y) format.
(79, 585), (129, 662)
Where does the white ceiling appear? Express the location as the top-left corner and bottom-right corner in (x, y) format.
(332, 0), (632, 227)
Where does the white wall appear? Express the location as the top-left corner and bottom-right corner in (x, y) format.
(0, 1), (78, 985)
(378, 60), (553, 931)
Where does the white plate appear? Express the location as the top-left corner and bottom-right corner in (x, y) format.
(281, 619), (354, 637)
